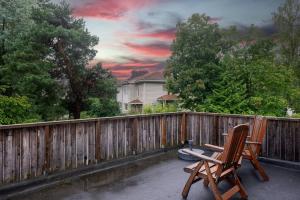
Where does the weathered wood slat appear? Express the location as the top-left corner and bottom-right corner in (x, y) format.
(1, 112), (300, 186)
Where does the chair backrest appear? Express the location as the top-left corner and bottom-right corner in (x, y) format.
(220, 124), (249, 170)
(250, 116), (267, 155)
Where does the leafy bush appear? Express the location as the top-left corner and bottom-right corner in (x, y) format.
(86, 98), (120, 117)
(143, 103), (179, 114)
(0, 96), (39, 124)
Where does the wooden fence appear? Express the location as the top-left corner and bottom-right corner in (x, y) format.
(0, 112), (299, 186)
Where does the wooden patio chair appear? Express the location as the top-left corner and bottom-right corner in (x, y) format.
(206, 116), (269, 181)
(242, 116), (269, 181)
(182, 124), (249, 200)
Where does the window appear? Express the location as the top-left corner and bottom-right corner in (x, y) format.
(125, 103), (128, 110)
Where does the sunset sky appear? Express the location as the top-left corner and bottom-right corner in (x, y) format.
(65, 0), (284, 79)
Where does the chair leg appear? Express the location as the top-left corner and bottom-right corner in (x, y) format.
(182, 161), (203, 199)
(250, 158), (269, 181)
(204, 161), (222, 200)
(203, 177), (209, 187)
(233, 172), (248, 199)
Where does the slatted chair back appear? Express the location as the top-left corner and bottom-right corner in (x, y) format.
(219, 124), (249, 172)
(250, 116), (267, 155)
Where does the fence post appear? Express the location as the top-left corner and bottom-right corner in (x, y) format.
(213, 116), (219, 145)
(132, 117), (138, 154)
(44, 125), (50, 174)
(95, 120), (101, 162)
(161, 115), (167, 148)
(180, 113), (187, 144)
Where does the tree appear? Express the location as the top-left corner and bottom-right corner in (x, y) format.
(28, 1), (118, 119)
(166, 14), (227, 109)
(221, 39), (296, 116)
(87, 97), (120, 117)
(0, 0), (64, 120)
(201, 72), (250, 114)
(0, 96), (39, 125)
(0, 0), (38, 87)
(273, 0), (300, 70)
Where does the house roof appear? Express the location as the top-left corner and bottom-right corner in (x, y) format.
(157, 94), (178, 101)
(121, 71), (165, 85)
(128, 99), (143, 104)
(134, 71), (164, 82)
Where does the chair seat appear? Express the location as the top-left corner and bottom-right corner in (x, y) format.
(183, 152), (234, 180)
(184, 152), (221, 173)
(242, 149), (253, 160)
(184, 152), (243, 174)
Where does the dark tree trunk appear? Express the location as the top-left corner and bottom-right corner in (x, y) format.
(73, 101), (81, 119)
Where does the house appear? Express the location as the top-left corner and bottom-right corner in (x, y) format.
(117, 71), (176, 113)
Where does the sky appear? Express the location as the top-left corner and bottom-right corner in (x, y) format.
(64, 0), (284, 80)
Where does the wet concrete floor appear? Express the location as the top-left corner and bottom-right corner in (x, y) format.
(8, 151), (300, 200)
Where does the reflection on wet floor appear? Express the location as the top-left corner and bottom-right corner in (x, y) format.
(8, 151), (300, 200)
(10, 151), (186, 200)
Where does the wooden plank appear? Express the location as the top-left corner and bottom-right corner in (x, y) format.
(60, 125), (66, 170)
(70, 124), (76, 168)
(100, 120), (107, 160)
(132, 118), (138, 155)
(65, 123), (72, 169)
(76, 123), (84, 167)
(22, 128), (30, 179)
(14, 129), (21, 182)
(88, 122), (95, 164)
(29, 128), (37, 177)
(161, 116), (166, 147)
(180, 113), (186, 144)
(213, 116), (219, 146)
(125, 118), (131, 156)
(4, 130), (13, 183)
(51, 125), (58, 171)
(37, 127), (45, 176)
(95, 120), (101, 162)
(44, 125), (50, 173)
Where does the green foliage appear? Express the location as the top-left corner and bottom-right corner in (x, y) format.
(291, 113), (300, 118)
(166, 14), (227, 109)
(86, 97), (120, 117)
(167, 12), (300, 117)
(0, 96), (39, 125)
(0, 0), (119, 123)
(200, 72), (250, 114)
(142, 103), (178, 114)
(273, 0), (300, 68)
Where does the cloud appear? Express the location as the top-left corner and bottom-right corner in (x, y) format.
(72, 0), (156, 20)
(134, 28), (176, 40)
(100, 57), (165, 79)
(124, 42), (171, 57)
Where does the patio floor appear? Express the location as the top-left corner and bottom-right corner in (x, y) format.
(8, 151), (300, 200)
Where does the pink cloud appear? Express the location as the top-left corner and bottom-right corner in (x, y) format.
(99, 57), (164, 79)
(124, 42), (171, 57)
(134, 28), (176, 40)
(103, 62), (158, 69)
(73, 0), (156, 20)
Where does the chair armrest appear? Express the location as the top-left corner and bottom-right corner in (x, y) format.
(204, 144), (224, 152)
(246, 141), (261, 145)
(223, 133), (250, 138)
(182, 149), (223, 165)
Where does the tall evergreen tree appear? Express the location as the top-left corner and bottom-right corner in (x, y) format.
(165, 14), (228, 110)
(202, 72), (249, 114)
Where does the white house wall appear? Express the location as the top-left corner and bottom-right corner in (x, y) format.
(141, 82), (166, 105)
(117, 81), (167, 113)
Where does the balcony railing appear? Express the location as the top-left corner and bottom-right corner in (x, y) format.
(0, 112), (299, 186)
